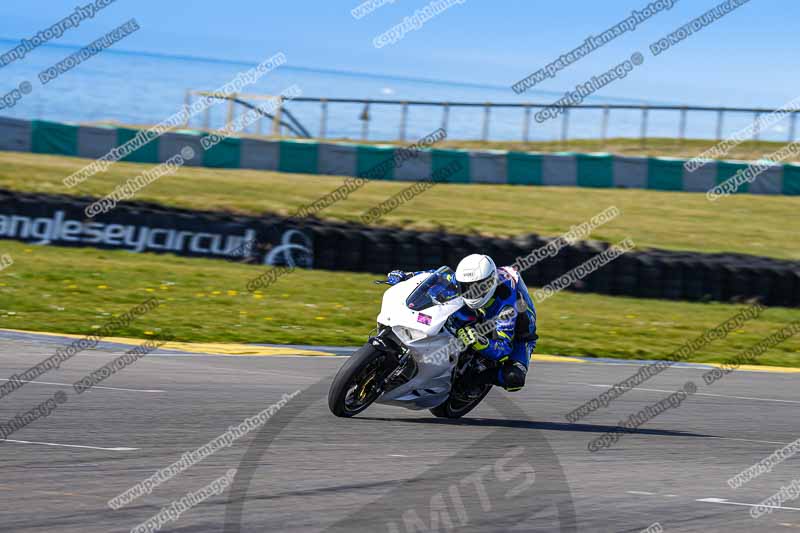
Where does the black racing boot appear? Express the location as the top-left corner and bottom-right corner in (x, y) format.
(454, 367), (497, 400)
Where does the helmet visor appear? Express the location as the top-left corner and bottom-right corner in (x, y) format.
(458, 274), (494, 302)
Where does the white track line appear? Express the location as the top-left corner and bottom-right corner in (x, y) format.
(0, 378), (164, 393)
(568, 382), (800, 405)
(627, 490), (656, 495)
(697, 497), (800, 512)
(0, 439), (138, 451)
(706, 436), (792, 446)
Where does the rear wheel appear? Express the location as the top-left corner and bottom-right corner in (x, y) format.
(328, 343), (394, 417)
(429, 384), (492, 419)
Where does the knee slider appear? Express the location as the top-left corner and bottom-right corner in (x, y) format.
(502, 361), (527, 391)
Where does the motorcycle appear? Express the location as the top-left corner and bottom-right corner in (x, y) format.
(328, 266), (495, 419)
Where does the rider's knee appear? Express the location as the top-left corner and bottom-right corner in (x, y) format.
(501, 361), (527, 391)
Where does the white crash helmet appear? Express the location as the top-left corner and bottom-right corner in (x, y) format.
(455, 254), (498, 309)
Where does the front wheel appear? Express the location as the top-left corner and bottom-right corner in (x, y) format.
(328, 343), (394, 417)
(430, 384), (492, 419)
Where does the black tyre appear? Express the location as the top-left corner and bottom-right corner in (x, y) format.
(328, 343), (393, 417)
(429, 385), (492, 419)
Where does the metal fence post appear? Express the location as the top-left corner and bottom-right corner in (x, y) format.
(272, 95), (283, 136)
(522, 105), (530, 142)
(320, 99), (328, 138)
(753, 112), (761, 141)
(561, 108), (570, 147)
(640, 106), (649, 148)
(441, 103), (450, 133)
(790, 112), (797, 142)
(601, 105), (609, 148)
(678, 106), (687, 146)
(399, 102), (408, 141)
(716, 109), (724, 140)
(226, 94), (237, 130)
(482, 104), (491, 141)
(360, 102), (370, 140)
(183, 90), (191, 128)
(203, 101), (211, 131)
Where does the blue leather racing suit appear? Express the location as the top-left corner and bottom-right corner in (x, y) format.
(448, 266), (537, 391)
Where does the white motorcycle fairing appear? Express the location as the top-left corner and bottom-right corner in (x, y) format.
(374, 273), (464, 410)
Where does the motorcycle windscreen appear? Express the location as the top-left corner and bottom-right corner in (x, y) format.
(405, 266), (460, 311)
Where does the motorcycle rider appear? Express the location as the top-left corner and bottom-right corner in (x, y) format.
(386, 254), (538, 393)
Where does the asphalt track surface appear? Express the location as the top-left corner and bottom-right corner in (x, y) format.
(1, 332), (799, 532)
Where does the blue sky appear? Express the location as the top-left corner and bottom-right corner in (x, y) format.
(0, 0), (796, 107)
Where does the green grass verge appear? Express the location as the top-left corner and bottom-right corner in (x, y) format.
(1, 152), (799, 261)
(0, 241), (797, 366)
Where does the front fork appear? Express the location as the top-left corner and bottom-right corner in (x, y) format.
(368, 327), (414, 393)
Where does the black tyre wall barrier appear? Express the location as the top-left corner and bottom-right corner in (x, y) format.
(610, 254), (638, 297)
(793, 271), (800, 306)
(309, 226), (338, 271)
(442, 234), (470, 269)
(681, 259), (704, 302)
(361, 230), (395, 275)
(417, 232), (447, 271)
(639, 256), (663, 300)
(335, 229), (364, 273)
(661, 259), (683, 301)
(392, 231), (422, 273)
